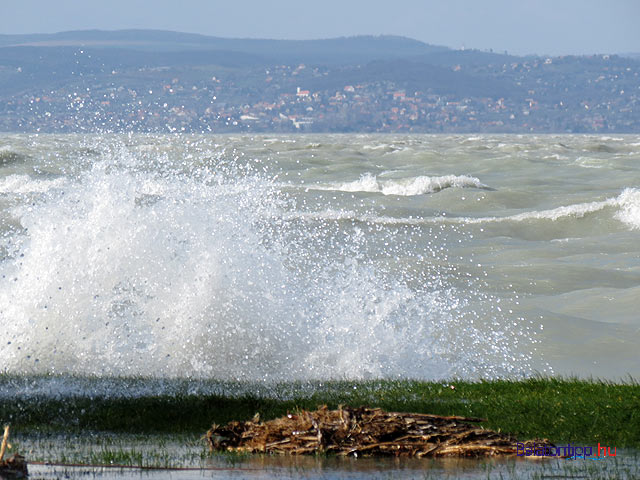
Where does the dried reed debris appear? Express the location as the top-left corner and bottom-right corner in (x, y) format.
(207, 405), (549, 458)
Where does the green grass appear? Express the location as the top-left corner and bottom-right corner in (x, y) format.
(1, 376), (638, 447)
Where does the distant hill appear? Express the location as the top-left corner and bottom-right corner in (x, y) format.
(0, 32), (527, 99)
(0, 30), (449, 65)
(301, 59), (523, 98)
(412, 49), (529, 67)
(1, 30), (638, 134)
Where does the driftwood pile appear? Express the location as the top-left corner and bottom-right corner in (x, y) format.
(0, 426), (27, 478)
(207, 405), (549, 458)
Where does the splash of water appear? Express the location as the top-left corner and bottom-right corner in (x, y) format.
(0, 137), (536, 381)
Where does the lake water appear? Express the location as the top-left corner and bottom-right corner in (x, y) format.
(1, 133), (639, 381)
(15, 433), (640, 480)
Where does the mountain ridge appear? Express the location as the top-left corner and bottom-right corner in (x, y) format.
(0, 30), (449, 64)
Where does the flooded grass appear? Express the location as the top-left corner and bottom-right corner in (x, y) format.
(1, 375), (638, 447)
(1, 375), (639, 478)
(11, 432), (211, 468)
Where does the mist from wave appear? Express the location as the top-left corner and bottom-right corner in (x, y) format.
(0, 135), (537, 382)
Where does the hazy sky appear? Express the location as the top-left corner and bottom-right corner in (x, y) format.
(1, 0), (638, 55)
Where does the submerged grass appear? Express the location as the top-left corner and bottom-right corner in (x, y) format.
(1, 375), (638, 447)
(9, 432), (212, 469)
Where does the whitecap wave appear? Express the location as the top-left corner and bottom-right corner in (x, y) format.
(614, 188), (640, 230)
(0, 174), (67, 194)
(473, 198), (618, 224)
(466, 189), (640, 229)
(311, 173), (488, 196)
(287, 188), (640, 231)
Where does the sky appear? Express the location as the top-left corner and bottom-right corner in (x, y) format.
(1, 0), (639, 56)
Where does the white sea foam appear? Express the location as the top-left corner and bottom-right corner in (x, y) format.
(615, 188), (640, 230)
(0, 174), (67, 194)
(311, 173), (487, 196)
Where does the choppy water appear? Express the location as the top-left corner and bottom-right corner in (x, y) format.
(1, 133), (639, 381)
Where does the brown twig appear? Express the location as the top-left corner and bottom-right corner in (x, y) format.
(0, 425), (9, 463)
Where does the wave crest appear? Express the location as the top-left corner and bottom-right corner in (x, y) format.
(313, 173), (488, 196)
(615, 188), (640, 230)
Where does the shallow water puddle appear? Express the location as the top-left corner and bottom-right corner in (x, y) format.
(15, 433), (640, 480)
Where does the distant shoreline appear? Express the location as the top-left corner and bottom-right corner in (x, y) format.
(1, 31), (638, 134)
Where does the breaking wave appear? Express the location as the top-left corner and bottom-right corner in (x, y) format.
(0, 140), (535, 381)
(310, 173), (488, 196)
(287, 189), (640, 231)
(462, 188), (640, 230)
(614, 188), (640, 230)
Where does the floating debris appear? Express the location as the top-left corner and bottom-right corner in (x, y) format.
(0, 426), (28, 478)
(207, 406), (552, 458)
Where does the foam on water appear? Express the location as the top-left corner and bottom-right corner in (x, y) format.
(461, 189), (640, 229)
(0, 140), (535, 381)
(311, 173), (487, 196)
(0, 174), (68, 194)
(286, 188), (640, 232)
(615, 188), (640, 230)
